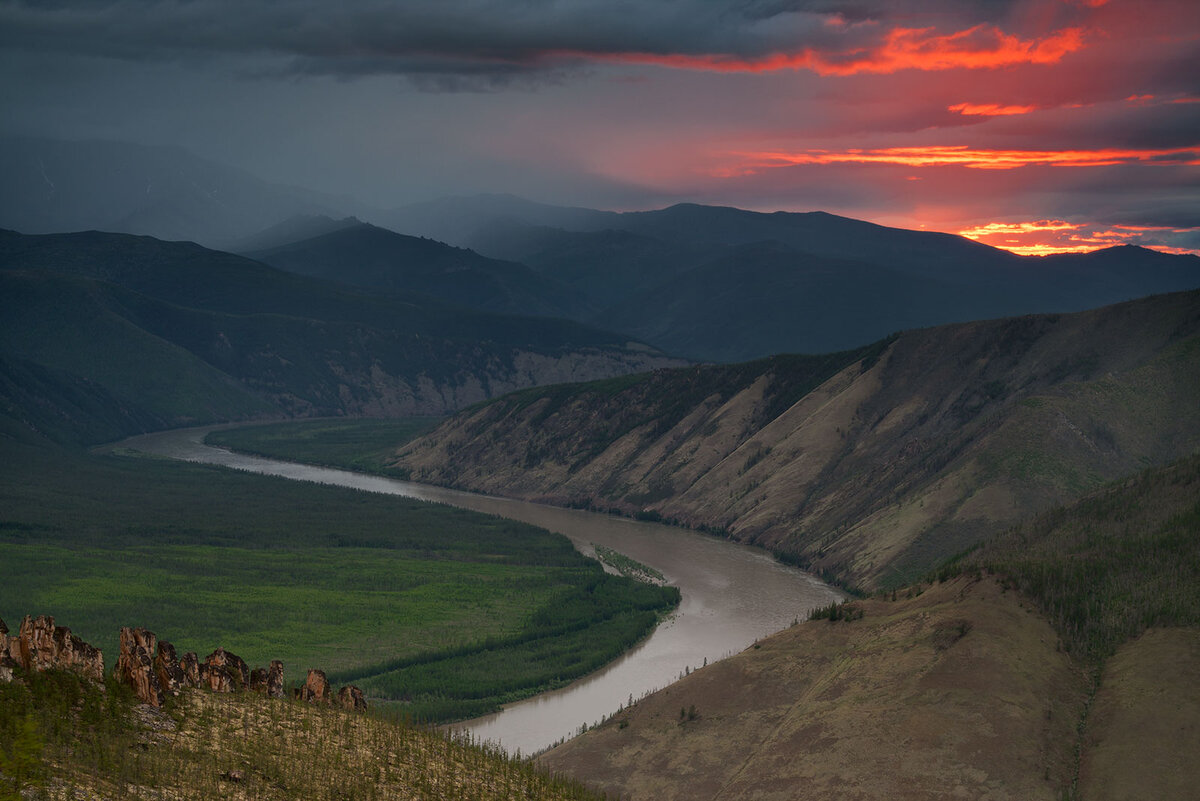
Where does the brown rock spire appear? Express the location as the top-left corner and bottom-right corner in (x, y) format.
(117, 627), (164, 707)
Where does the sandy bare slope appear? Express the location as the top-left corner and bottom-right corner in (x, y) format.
(540, 577), (1086, 801)
(396, 290), (1200, 589)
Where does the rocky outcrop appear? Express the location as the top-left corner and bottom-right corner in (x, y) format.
(4, 617), (365, 712)
(154, 640), (187, 696)
(0, 617), (12, 682)
(180, 651), (201, 687)
(202, 647), (250, 693)
(337, 685), (367, 713)
(1, 615), (105, 683)
(118, 627), (164, 707)
(267, 660), (285, 699)
(296, 669), (331, 703)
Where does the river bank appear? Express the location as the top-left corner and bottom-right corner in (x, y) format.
(119, 425), (841, 754)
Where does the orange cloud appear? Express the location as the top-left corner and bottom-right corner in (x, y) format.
(818, 24), (1086, 75)
(585, 24), (1085, 76)
(948, 102), (1039, 116)
(955, 220), (1200, 256)
(723, 145), (1200, 171)
(959, 221), (1082, 239)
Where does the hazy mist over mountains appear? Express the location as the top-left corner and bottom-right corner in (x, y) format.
(3, 134), (1198, 365)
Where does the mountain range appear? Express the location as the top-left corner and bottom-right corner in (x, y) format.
(0, 229), (679, 445)
(4, 137), (1197, 364)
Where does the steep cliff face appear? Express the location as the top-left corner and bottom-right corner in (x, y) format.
(394, 290), (1200, 589)
(329, 346), (686, 418)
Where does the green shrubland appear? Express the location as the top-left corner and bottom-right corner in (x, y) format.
(935, 453), (1200, 663)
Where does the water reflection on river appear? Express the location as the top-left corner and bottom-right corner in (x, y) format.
(121, 426), (841, 755)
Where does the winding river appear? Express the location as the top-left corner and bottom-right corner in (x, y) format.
(120, 426), (841, 755)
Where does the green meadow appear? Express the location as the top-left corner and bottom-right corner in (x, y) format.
(0, 424), (677, 721)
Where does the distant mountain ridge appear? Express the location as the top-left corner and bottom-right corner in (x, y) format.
(0, 229), (681, 445)
(387, 195), (1200, 362)
(246, 221), (589, 320)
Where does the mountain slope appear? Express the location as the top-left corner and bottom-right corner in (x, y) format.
(540, 453), (1200, 800)
(0, 230), (682, 444)
(541, 575), (1084, 801)
(393, 290), (1200, 589)
(247, 221), (587, 319)
(229, 213), (364, 252)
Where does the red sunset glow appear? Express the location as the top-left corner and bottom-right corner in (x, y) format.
(583, 24), (1085, 76)
(4, 0), (1198, 259)
(718, 146), (1200, 172)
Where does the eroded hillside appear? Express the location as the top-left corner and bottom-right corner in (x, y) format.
(393, 290), (1200, 589)
(540, 576), (1085, 801)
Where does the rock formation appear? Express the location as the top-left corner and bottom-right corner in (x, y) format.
(203, 647), (250, 693)
(180, 651), (201, 687)
(154, 640), (187, 697)
(337, 685), (367, 713)
(117, 627), (164, 707)
(296, 669), (331, 703)
(0, 615), (105, 683)
(0, 617), (12, 682)
(267, 660), (285, 699)
(3, 616), (365, 712)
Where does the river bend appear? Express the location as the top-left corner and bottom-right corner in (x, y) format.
(120, 426), (841, 755)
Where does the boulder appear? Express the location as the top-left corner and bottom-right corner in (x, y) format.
(297, 669), (331, 703)
(336, 685), (368, 712)
(118, 627), (164, 707)
(266, 660), (285, 699)
(154, 640), (187, 696)
(249, 667), (268, 692)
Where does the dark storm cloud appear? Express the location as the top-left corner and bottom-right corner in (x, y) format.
(0, 0), (1068, 81)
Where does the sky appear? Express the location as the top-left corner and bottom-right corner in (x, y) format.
(2, 0), (1198, 255)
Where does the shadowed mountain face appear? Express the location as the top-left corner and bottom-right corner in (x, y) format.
(0, 229), (682, 445)
(393, 197), (1200, 362)
(246, 222), (589, 320)
(393, 289), (1200, 590)
(6, 134), (1196, 363)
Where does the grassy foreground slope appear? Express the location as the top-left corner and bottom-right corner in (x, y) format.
(395, 289), (1200, 590)
(0, 670), (603, 801)
(0, 431), (676, 723)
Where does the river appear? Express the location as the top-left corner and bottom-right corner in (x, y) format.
(119, 426), (841, 755)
